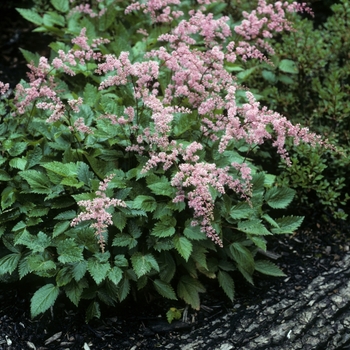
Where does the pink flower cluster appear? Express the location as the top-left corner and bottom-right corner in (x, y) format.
(125, 0), (183, 23)
(0, 82), (10, 95)
(71, 174), (127, 252)
(171, 162), (251, 247)
(69, 0), (106, 18)
(14, 28), (108, 125)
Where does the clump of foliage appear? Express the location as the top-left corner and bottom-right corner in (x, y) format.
(238, 0), (350, 220)
(0, 0), (334, 322)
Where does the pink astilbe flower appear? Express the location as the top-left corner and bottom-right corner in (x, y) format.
(69, 0), (107, 18)
(171, 163), (251, 246)
(125, 0), (183, 23)
(14, 29), (108, 120)
(234, 1), (313, 58)
(71, 174), (127, 252)
(0, 81), (10, 95)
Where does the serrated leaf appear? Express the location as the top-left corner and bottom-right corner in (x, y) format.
(51, 0), (69, 13)
(218, 270), (235, 301)
(271, 216), (304, 234)
(177, 275), (205, 310)
(159, 252), (176, 283)
(112, 212), (127, 231)
(0, 253), (21, 275)
(133, 195), (157, 212)
(71, 261), (88, 281)
(166, 307), (182, 324)
(237, 220), (272, 235)
(30, 284), (59, 318)
(57, 238), (84, 263)
(279, 59), (298, 74)
(19, 48), (41, 65)
(56, 267), (73, 287)
(255, 260), (286, 277)
(265, 187), (295, 209)
(19, 170), (52, 194)
(173, 236), (192, 262)
(16, 8), (43, 26)
(9, 157), (27, 170)
(54, 210), (77, 220)
(230, 201), (255, 220)
(43, 161), (78, 177)
(85, 301), (101, 322)
(117, 275), (130, 302)
(0, 170), (11, 181)
(229, 242), (255, 274)
(112, 233), (137, 249)
(147, 180), (174, 197)
(65, 279), (87, 307)
(151, 217), (176, 238)
(153, 279), (177, 300)
(183, 225), (206, 241)
(52, 221), (71, 238)
(131, 252), (159, 278)
(87, 258), (110, 284)
(27, 254), (56, 273)
(107, 266), (123, 285)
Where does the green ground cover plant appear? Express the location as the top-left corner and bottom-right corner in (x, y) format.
(237, 0), (350, 220)
(0, 0), (338, 322)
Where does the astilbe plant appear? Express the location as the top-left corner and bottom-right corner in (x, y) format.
(0, 0), (334, 322)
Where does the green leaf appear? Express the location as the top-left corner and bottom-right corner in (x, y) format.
(133, 195), (157, 212)
(166, 307), (182, 324)
(218, 270), (235, 301)
(87, 258), (110, 284)
(183, 224), (207, 241)
(57, 239), (84, 263)
(107, 266), (123, 285)
(27, 254), (56, 273)
(85, 301), (101, 323)
(0, 253), (21, 274)
(30, 284), (59, 318)
(52, 221), (71, 238)
(271, 216), (304, 234)
(151, 217), (176, 238)
(147, 178), (174, 197)
(131, 252), (159, 278)
(159, 252), (176, 283)
(56, 267), (73, 287)
(0, 170), (11, 181)
(173, 236), (192, 262)
(112, 233), (137, 249)
(265, 186), (295, 209)
(9, 157), (27, 170)
(177, 275), (205, 310)
(51, 0), (69, 13)
(64, 279), (87, 307)
(279, 59), (298, 74)
(153, 279), (177, 300)
(117, 274), (130, 302)
(71, 261), (88, 281)
(19, 48), (41, 65)
(16, 8), (43, 26)
(229, 242), (255, 274)
(255, 260), (286, 277)
(43, 161), (78, 177)
(230, 201), (255, 220)
(237, 220), (272, 235)
(19, 170), (52, 194)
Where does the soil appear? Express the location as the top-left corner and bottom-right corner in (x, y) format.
(1, 1), (349, 350)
